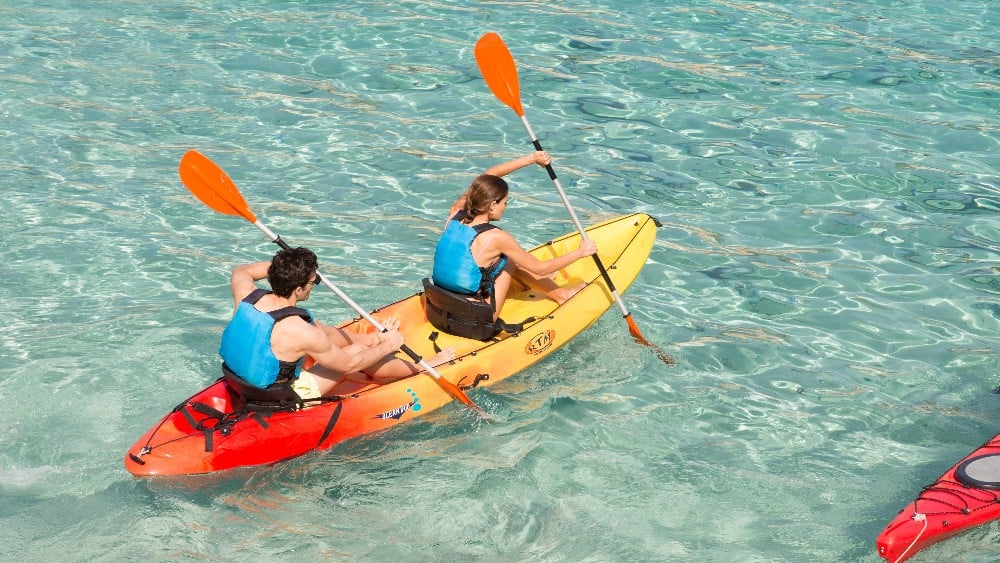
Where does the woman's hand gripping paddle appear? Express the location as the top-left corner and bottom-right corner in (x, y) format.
(178, 149), (488, 415)
(474, 32), (675, 365)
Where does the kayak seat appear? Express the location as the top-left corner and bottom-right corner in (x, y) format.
(222, 364), (302, 413)
(421, 278), (531, 341)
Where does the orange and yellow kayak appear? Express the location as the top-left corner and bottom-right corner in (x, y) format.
(125, 212), (660, 476)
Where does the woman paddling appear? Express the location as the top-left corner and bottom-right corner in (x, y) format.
(430, 151), (597, 328)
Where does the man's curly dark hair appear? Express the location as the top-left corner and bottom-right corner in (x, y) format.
(267, 247), (318, 298)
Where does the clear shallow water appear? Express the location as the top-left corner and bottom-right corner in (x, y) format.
(1, 1), (997, 561)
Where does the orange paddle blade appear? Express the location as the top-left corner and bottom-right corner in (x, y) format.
(627, 315), (676, 365)
(433, 375), (482, 412)
(179, 150), (257, 223)
(474, 32), (524, 116)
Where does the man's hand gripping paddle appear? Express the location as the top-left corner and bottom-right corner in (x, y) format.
(178, 149), (489, 415)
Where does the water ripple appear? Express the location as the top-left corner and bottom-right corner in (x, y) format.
(1, 1), (998, 561)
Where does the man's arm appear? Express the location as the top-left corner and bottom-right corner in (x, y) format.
(230, 261), (270, 307)
(296, 320), (404, 375)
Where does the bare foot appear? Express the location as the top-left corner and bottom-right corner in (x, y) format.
(425, 347), (456, 368)
(550, 283), (586, 304)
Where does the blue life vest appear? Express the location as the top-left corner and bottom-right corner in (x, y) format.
(219, 288), (313, 389)
(432, 211), (508, 298)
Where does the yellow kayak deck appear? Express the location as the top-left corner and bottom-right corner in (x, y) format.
(320, 212), (659, 396)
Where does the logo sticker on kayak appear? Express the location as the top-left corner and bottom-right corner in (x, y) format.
(374, 387), (422, 420)
(525, 330), (556, 355)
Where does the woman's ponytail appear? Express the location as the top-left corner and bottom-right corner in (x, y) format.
(462, 174), (509, 223)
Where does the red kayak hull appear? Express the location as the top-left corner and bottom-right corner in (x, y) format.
(124, 376), (461, 475)
(876, 433), (1000, 562)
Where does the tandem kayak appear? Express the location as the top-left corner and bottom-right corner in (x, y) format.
(125, 212), (660, 476)
(876, 433), (1000, 561)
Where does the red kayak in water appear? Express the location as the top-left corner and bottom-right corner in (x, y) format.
(876, 433), (1000, 561)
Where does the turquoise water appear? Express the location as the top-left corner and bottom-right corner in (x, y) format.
(1, 0), (997, 560)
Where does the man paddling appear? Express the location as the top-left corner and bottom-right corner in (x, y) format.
(220, 247), (454, 402)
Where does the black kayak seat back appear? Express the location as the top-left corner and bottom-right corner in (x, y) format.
(222, 364), (301, 413)
(422, 278), (526, 341)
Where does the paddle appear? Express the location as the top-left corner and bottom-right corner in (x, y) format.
(474, 32), (675, 365)
(178, 149), (487, 414)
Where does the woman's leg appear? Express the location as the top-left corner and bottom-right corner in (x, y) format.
(511, 266), (584, 305)
(487, 262), (515, 321)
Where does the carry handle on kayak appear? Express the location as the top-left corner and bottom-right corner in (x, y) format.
(178, 149), (487, 417)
